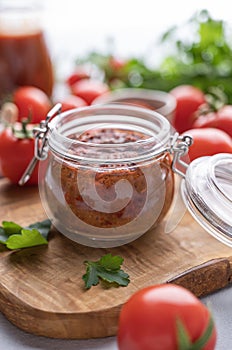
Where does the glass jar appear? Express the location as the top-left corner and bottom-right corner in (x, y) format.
(19, 104), (232, 249)
(93, 88), (177, 123)
(0, 0), (54, 104)
(36, 104), (178, 248)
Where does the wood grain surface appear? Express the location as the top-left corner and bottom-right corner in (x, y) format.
(0, 177), (232, 339)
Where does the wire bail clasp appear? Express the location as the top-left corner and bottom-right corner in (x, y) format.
(170, 132), (193, 178)
(18, 103), (62, 186)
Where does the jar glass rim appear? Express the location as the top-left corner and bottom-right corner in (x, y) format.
(48, 104), (171, 163)
(208, 153), (232, 203)
(92, 88), (176, 119)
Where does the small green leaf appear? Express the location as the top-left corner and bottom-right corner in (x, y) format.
(2, 221), (22, 235)
(99, 253), (123, 271)
(27, 219), (52, 239)
(82, 263), (99, 289)
(82, 254), (130, 290)
(0, 226), (8, 244)
(97, 268), (130, 286)
(0, 219), (51, 250)
(6, 228), (48, 250)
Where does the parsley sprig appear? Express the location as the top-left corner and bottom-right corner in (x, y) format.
(0, 219), (51, 250)
(82, 253), (130, 289)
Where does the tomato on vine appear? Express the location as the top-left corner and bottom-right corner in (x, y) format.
(193, 105), (232, 138)
(117, 284), (216, 350)
(0, 121), (38, 185)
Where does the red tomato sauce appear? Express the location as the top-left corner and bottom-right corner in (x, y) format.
(0, 30), (54, 103)
(60, 128), (174, 229)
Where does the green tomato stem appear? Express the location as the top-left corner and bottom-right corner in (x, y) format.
(177, 314), (215, 350)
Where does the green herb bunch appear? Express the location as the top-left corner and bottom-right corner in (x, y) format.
(78, 10), (232, 103)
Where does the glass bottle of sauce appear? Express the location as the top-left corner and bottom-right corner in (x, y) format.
(0, 1), (54, 105)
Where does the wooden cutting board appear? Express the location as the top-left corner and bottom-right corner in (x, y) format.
(0, 177), (232, 339)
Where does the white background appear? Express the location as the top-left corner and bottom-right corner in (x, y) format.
(42, 0), (232, 69)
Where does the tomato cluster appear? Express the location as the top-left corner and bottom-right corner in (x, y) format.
(170, 85), (232, 161)
(63, 65), (110, 107)
(0, 61), (113, 185)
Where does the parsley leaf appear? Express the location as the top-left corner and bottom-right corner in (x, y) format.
(2, 221), (22, 235)
(99, 254), (123, 270)
(82, 253), (130, 289)
(0, 219), (51, 250)
(6, 228), (48, 250)
(0, 226), (7, 243)
(27, 219), (52, 238)
(83, 263), (100, 289)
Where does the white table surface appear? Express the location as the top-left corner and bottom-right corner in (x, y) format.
(0, 286), (231, 350)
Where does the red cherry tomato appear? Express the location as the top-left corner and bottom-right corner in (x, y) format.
(109, 56), (126, 70)
(13, 86), (52, 124)
(117, 284), (216, 350)
(59, 95), (87, 112)
(170, 85), (206, 133)
(183, 127), (232, 161)
(71, 79), (109, 105)
(66, 66), (91, 87)
(0, 126), (38, 185)
(193, 105), (232, 138)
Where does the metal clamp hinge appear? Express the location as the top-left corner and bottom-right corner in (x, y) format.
(170, 132), (193, 178)
(18, 103), (62, 186)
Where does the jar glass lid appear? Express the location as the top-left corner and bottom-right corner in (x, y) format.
(181, 153), (232, 247)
